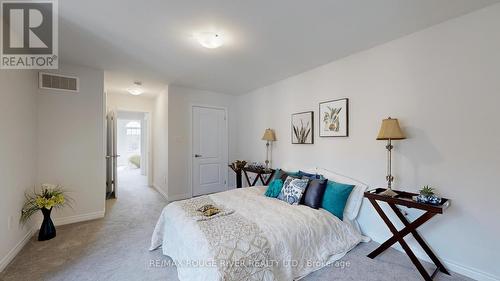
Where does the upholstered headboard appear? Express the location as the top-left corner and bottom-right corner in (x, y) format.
(302, 167), (370, 240)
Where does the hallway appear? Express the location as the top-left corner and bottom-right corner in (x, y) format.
(116, 167), (148, 195)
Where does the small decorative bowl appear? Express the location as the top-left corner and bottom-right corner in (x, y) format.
(415, 194), (442, 205)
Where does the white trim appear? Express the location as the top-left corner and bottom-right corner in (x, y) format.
(0, 228), (36, 272)
(103, 91), (108, 214)
(443, 260), (500, 281)
(147, 112), (153, 187)
(370, 234), (500, 281)
(40, 210), (105, 227)
(152, 184), (168, 201)
(189, 104), (229, 198)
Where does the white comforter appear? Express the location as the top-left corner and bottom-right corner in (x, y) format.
(150, 186), (362, 281)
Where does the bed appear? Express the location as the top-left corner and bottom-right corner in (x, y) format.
(150, 168), (369, 281)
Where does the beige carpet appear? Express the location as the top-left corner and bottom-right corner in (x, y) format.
(1, 169), (472, 281)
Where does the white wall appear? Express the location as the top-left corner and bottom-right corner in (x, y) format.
(153, 89), (169, 198)
(236, 4), (500, 281)
(37, 63), (106, 223)
(168, 85), (238, 200)
(0, 70), (38, 271)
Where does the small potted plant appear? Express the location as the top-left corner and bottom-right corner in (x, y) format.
(21, 184), (72, 241)
(416, 185), (441, 205)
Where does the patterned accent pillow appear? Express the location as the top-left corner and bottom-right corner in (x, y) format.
(277, 176), (310, 205)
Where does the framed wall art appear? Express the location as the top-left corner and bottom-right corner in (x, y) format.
(291, 111), (314, 144)
(319, 98), (348, 137)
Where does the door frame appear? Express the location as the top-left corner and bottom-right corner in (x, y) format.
(103, 91), (108, 211)
(115, 108), (154, 187)
(189, 104), (229, 198)
(105, 109), (118, 199)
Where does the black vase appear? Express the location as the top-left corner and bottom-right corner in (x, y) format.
(38, 207), (56, 241)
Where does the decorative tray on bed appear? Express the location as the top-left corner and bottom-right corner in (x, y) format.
(365, 188), (450, 214)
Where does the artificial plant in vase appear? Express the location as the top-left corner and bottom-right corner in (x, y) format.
(21, 184), (72, 241)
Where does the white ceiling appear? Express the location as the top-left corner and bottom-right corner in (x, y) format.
(105, 72), (167, 98)
(59, 0), (499, 95)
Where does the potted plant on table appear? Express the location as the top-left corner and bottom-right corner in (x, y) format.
(21, 184), (72, 241)
(416, 185), (442, 205)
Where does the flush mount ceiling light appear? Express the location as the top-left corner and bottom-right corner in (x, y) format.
(127, 82), (144, 96)
(195, 32), (224, 49)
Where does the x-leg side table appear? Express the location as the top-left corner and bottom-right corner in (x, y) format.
(364, 188), (451, 281)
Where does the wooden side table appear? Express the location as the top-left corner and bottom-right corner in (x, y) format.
(228, 166), (243, 188)
(364, 188), (451, 281)
(242, 167), (275, 187)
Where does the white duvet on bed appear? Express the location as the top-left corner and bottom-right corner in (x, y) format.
(150, 186), (362, 281)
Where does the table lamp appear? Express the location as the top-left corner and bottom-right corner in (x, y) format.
(262, 128), (276, 169)
(377, 117), (406, 197)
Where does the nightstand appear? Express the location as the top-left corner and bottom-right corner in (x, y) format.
(228, 166), (275, 188)
(242, 167), (275, 187)
(364, 188), (451, 281)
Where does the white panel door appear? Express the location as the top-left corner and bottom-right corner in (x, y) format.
(192, 106), (228, 196)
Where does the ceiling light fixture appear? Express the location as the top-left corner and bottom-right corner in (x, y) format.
(127, 82), (144, 96)
(196, 32), (224, 49)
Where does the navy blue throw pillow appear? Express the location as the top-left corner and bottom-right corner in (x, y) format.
(298, 170), (324, 180)
(301, 178), (328, 209)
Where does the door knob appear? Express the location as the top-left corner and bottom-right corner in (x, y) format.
(194, 154), (202, 158)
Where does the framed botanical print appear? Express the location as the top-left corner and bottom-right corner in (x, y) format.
(291, 111), (314, 144)
(319, 98), (349, 137)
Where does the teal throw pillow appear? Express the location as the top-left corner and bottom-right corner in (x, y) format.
(273, 169), (300, 181)
(321, 180), (355, 220)
(265, 179), (284, 198)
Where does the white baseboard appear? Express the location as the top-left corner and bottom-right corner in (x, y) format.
(152, 184), (191, 202)
(369, 234), (499, 281)
(50, 210), (105, 227)
(443, 259), (500, 281)
(0, 228), (36, 272)
(152, 184), (168, 201)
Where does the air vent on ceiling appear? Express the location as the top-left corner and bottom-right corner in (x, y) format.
(39, 72), (79, 93)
